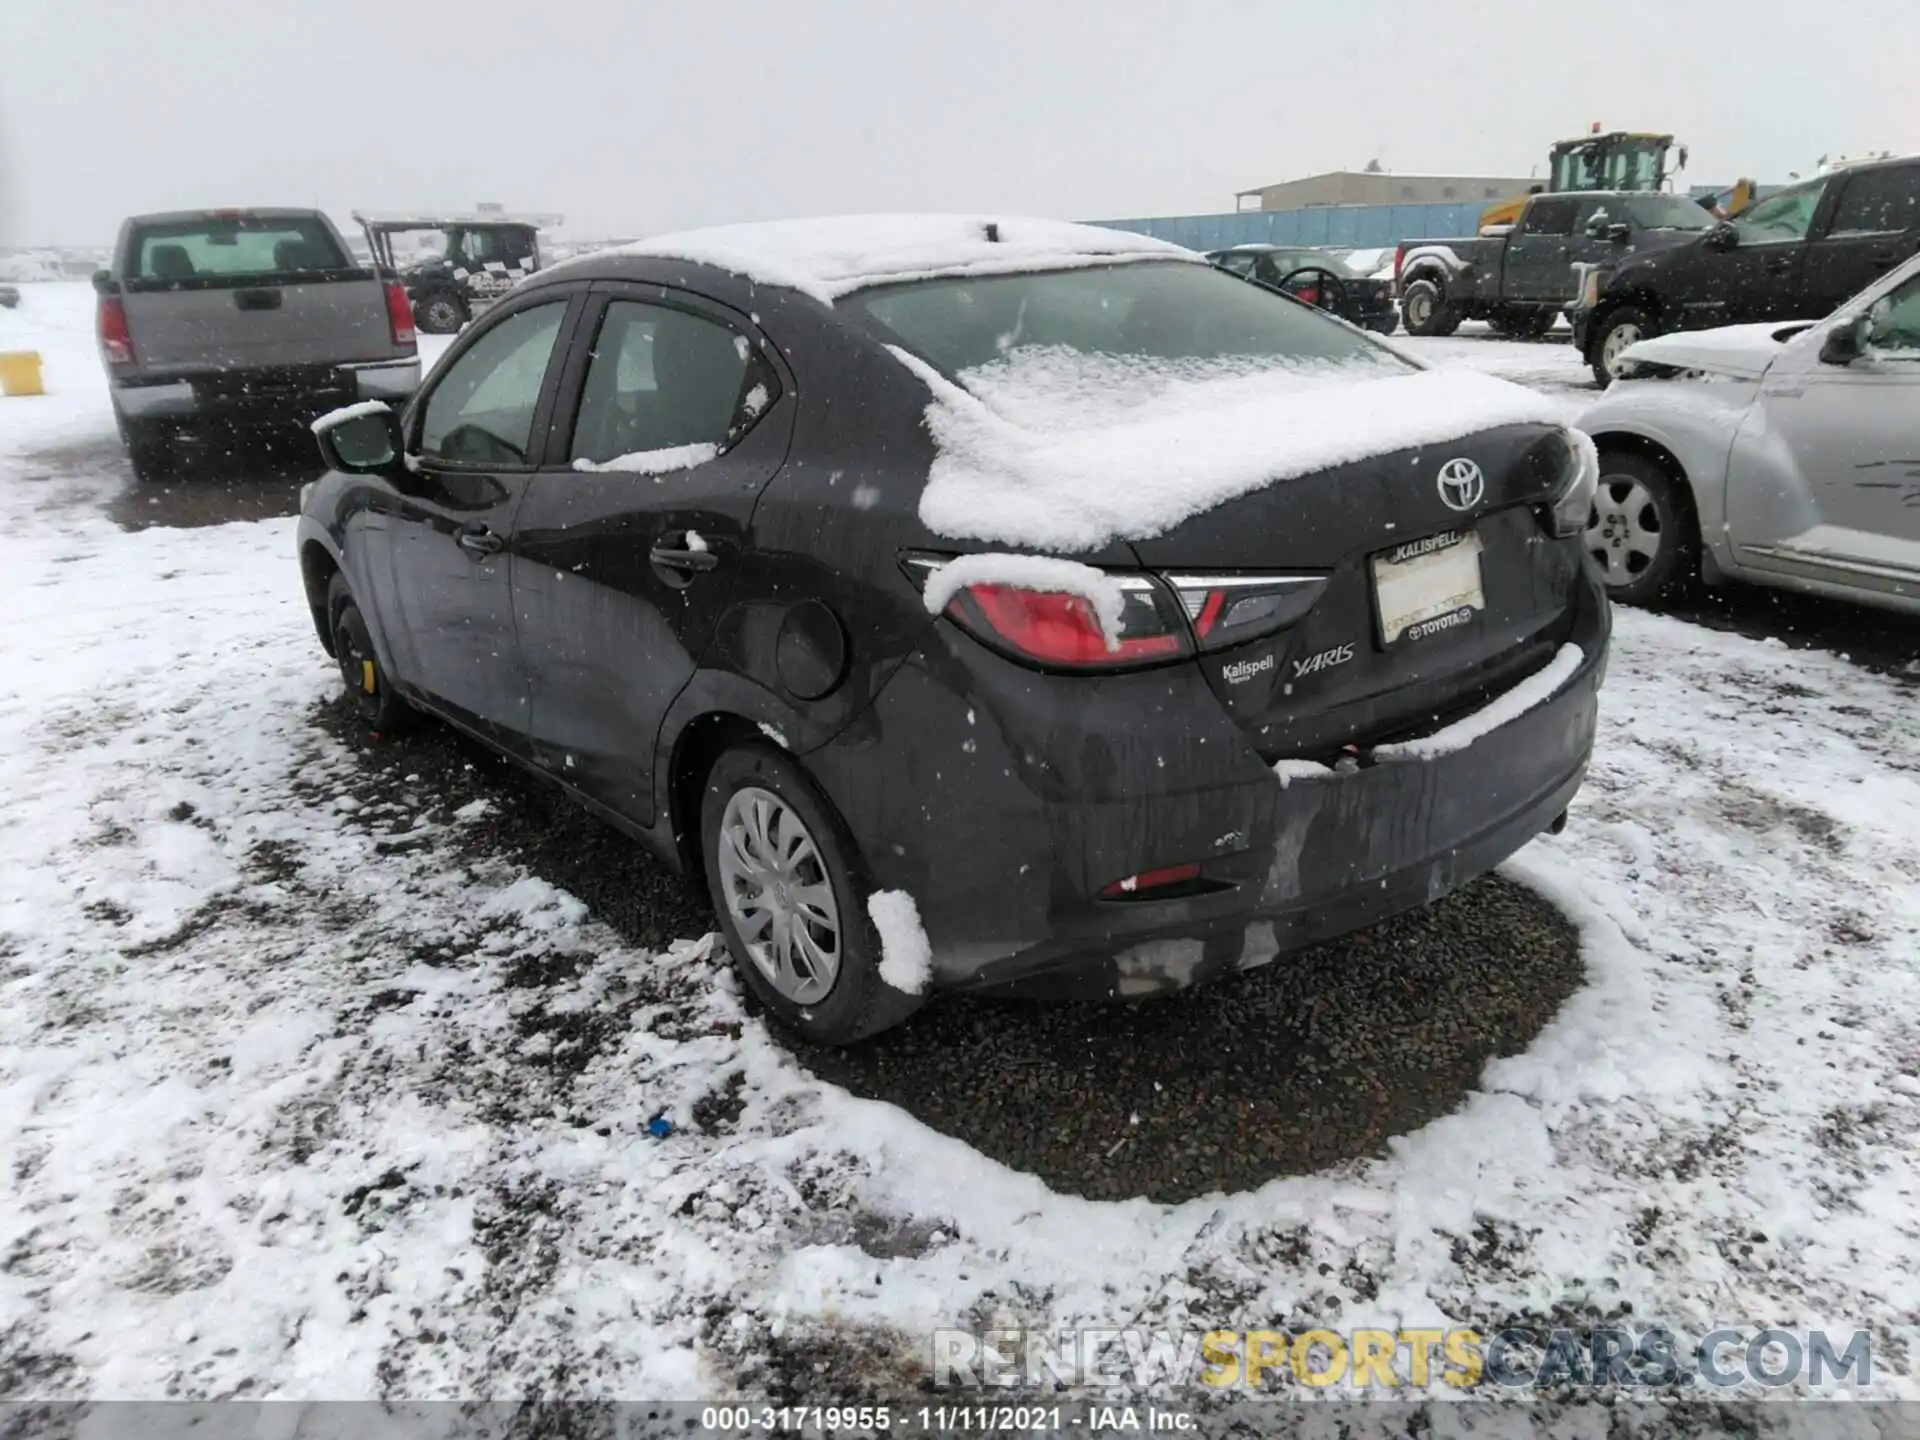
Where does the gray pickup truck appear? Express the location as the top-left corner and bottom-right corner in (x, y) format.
(94, 209), (420, 480)
(1393, 190), (1719, 338)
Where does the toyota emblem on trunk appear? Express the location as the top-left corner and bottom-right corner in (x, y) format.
(1437, 458), (1485, 512)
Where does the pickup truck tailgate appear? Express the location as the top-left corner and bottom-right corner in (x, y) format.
(123, 275), (396, 373)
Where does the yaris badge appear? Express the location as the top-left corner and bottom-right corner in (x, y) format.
(1437, 458), (1485, 512)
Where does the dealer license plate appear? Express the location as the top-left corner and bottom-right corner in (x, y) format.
(1372, 529), (1486, 645)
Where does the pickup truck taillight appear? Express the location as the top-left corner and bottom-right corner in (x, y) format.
(98, 297), (135, 365)
(384, 281), (417, 348)
(1392, 243), (1409, 287)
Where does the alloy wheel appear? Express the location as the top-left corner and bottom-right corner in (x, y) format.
(1585, 474), (1664, 585)
(1601, 321), (1643, 378)
(1405, 289), (1432, 329)
(716, 786), (841, 1005)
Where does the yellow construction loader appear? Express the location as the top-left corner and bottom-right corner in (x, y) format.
(1478, 130), (1687, 232)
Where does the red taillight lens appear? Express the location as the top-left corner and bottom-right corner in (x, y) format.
(1099, 862), (1203, 899)
(98, 297), (134, 365)
(1163, 573), (1328, 652)
(1393, 243), (1408, 286)
(956, 581), (1186, 668)
(384, 282), (416, 347)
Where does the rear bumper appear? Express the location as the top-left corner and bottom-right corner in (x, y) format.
(111, 357), (420, 423)
(805, 576), (1609, 999)
(1568, 304), (1596, 357)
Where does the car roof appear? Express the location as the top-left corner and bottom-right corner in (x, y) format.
(532, 214), (1197, 306)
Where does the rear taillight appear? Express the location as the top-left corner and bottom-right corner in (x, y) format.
(1099, 862), (1203, 900)
(384, 282), (417, 348)
(1393, 243), (1408, 286)
(98, 297), (134, 365)
(907, 556), (1191, 670)
(1162, 573), (1328, 652)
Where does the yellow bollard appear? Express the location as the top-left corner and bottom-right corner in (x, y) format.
(0, 351), (45, 397)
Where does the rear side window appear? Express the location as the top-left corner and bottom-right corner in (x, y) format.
(419, 302), (567, 465)
(1521, 198), (1576, 235)
(569, 301), (775, 467)
(129, 216), (348, 280)
(1828, 168), (1920, 237)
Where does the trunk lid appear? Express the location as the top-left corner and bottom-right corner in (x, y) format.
(1125, 424), (1582, 758)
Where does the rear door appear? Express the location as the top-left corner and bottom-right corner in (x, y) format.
(1801, 163), (1920, 317)
(1500, 197), (1577, 302)
(512, 285), (794, 825)
(119, 214), (393, 370)
(387, 291), (584, 747)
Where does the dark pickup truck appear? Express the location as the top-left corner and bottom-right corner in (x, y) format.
(1573, 154), (1920, 384)
(94, 208), (420, 480)
(1394, 190), (1719, 339)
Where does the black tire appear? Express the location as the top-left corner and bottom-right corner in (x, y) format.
(326, 572), (411, 734)
(1399, 277), (1462, 337)
(1365, 313), (1399, 335)
(1590, 306), (1656, 387)
(700, 742), (923, 1045)
(1584, 449), (1698, 607)
(414, 291), (468, 335)
(116, 410), (175, 483)
(1510, 308), (1559, 339)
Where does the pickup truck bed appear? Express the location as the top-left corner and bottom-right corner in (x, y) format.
(97, 209), (421, 480)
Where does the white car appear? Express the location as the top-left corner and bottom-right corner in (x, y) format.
(1577, 252), (1920, 611)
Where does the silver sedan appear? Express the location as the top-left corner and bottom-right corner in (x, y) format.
(1576, 252), (1920, 612)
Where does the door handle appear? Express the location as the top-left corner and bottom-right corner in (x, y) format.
(1867, 249), (1898, 265)
(1764, 257), (1794, 273)
(455, 524), (505, 559)
(649, 538), (719, 584)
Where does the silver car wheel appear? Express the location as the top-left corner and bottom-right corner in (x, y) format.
(1601, 321), (1643, 378)
(716, 786), (841, 1005)
(1585, 474), (1664, 585)
(1405, 287), (1432, 329)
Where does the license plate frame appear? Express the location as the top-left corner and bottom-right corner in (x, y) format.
(1371, 529), (1487, 646)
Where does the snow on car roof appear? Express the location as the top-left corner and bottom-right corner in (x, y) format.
(590, 214), (1199, 305)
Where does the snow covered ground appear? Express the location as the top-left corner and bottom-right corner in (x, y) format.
(2, 283), (1919, 1413)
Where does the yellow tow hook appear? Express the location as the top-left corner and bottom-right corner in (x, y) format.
(361, 659), (377, 695)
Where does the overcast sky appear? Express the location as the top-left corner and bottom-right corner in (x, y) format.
(3, 0), (1914, 246)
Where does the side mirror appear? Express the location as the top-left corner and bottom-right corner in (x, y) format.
(1706, 223), (1739, 252)
(314, 405), (405, 474)
(91, 269), (118, 296)
(1607, 223), (1633, 244)
(1819, 314), (1870, 366)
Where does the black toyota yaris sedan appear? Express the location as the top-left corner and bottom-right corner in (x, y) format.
(300, 215), (1608, 1044)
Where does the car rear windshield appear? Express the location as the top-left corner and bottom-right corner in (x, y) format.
(844, 259), (1412, 378)
(129, 216), (351, 280)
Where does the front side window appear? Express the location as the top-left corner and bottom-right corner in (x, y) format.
(418, 302), (567, 465)
(569, 301), (773, 467)
(1866, 272), (1920, 355)
(1733, 181), (1828, 244)
(1623, 195), (1715, 231)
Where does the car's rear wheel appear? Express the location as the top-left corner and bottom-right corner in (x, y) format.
(415, 291), (467, 335)
(1584, 450), (1697, 606)
(327, 572), (411, 733)
(700, 742), (922, 1045)
(1592, 307), (1655, 386)
(1399, 277), (1462, 337)
(116, 410), (176, 483)
(1365, 313), (1399, 335)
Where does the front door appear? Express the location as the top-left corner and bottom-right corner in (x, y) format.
(1708, 177), (1831, 324)
(1726, 265), (1920, 590)
(513, 288), (794, 824)
(389, 295), (578, 746)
